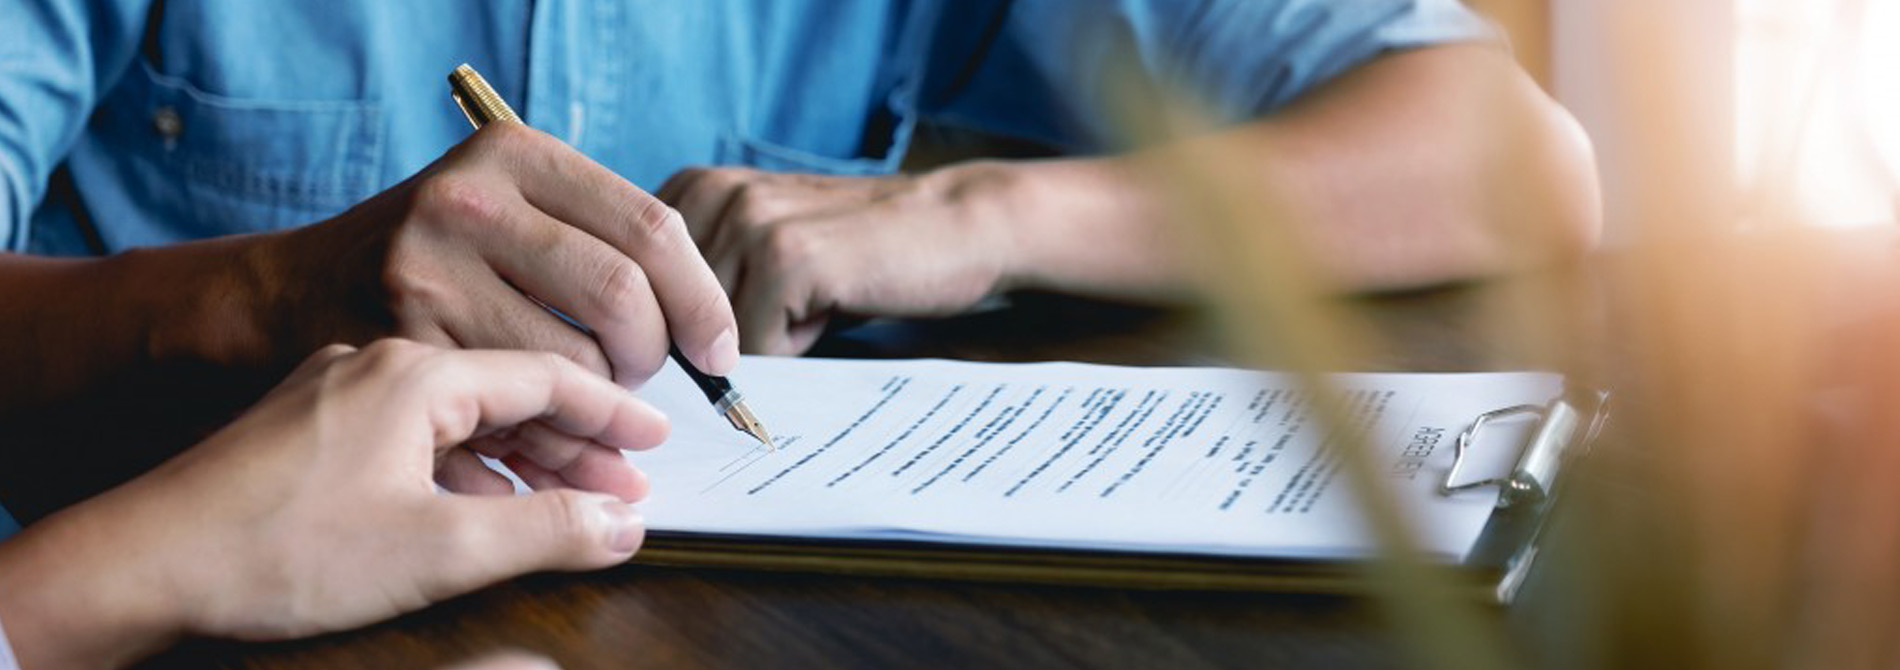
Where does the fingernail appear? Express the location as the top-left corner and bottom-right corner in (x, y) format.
(599, 500), (645, 554)
(702, 327), (740, 376)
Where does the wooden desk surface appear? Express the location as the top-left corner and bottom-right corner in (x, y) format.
(144, 291), (1521, 670)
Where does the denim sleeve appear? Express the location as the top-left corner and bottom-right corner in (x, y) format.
(0, 0), (153, 251)
(921, 0), (1493, 152)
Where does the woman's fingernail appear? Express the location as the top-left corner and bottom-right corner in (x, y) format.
(599, 500), (645, 554)
(703, 327), (740, 375)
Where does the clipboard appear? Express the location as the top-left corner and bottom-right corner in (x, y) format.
(633, 388), (1612, 605)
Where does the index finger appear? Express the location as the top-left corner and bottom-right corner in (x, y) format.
(404, 348), (670, 452)
(500, 129), (741, 376)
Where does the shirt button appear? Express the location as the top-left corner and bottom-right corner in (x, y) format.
(152, 106), (184, 139)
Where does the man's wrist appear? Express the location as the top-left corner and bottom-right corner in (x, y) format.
(949, 156), (1171, 298)
(111, 233), (285, 372)
(926, 160), (1041, 295)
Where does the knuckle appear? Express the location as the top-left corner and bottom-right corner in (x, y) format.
(314, 342), (358, 361)
(624, 195), (682, 241)
(379, 259), (452, 318)
(726, 185), (771, 227)
(587, 259), (650, 320)
(544, 489), (598, 553)
(759, 225), (816, 271)
(300, 343), (355, 374)
(415, 175), (504, 224)
(360, 337), (426, 366)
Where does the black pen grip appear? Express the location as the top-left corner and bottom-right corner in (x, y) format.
(669, 345), (733, 406)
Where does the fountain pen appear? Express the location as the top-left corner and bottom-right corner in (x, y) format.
(448, 63), (776, 450)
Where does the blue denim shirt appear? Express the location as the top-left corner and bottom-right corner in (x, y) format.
(1, 0), (1487, 255)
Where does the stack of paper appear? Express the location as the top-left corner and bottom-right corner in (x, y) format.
(502, 357), (1560, 563)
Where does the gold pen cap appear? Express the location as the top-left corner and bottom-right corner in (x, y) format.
(448, 63), (522, 127)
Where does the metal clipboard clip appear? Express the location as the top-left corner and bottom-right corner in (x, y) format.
(1442, 389), (1612, 604)
(1440, 389), (1612, 509)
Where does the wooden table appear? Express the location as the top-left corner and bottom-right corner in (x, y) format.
(145, 290), (1526, 670)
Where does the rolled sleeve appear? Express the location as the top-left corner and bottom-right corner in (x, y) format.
(922, 0), (1494, 151)
(0, 0), (151, 251)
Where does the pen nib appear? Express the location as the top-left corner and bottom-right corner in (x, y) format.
(721, 398), (777, 451)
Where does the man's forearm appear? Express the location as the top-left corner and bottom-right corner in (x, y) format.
(0, 234), (279, 410)
(989, 44), (1600, 297)
(0, 233), (289, 520)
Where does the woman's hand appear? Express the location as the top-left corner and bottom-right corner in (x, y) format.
(0, 340), (665, 669)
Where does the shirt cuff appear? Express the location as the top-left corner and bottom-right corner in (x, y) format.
(0, 611), (21, 670)
(0, 499), (22, 669)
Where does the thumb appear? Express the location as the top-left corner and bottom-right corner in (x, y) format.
(425, 490), (645, 590)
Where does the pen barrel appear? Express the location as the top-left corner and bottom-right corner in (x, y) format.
(448, 64), (522, 127)
(670, 345), (736, 407)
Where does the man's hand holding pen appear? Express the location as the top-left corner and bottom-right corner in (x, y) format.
(444, 64), (774, 448)
(254, 121), (740, 386)
(203, 119), (744, 484)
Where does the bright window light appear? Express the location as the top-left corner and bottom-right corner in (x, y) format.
(1735, 0), (1898, 228)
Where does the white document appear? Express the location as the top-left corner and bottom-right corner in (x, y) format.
(506, 358), (1561, 562)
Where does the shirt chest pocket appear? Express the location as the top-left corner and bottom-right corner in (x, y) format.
(715, 132), (898, 176)
(102, 63), (384, 236)
(713, 80), (920, 176)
